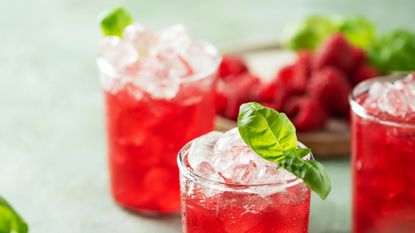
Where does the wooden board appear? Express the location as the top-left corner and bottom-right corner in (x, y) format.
(215, 45), (350, 158)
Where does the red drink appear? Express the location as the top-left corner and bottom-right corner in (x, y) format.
(351, 74), (415, 233)
(98, 24), (220, 213)
(105, 80), (216, 213)
(181, 182), (310, 233)
(178, 130), (311, 233)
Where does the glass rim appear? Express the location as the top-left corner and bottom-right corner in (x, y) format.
(177, 138), (311, 190)
(96, 39), (221, 84)
(349, 73), (415, 129)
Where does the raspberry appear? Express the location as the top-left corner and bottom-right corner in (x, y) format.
(284, 96), (329, 132)
(259, 101), (280, 111)
(258, 64), (294, 102)
(352, 62), (379, 86)
(292, 51), (312, 93)
(308, 67), (351, 116)
(214, 88), (228, 115)
(351, 46), (366, 68)
(219, 54), (248, 80)
(313, 33), (356, 73)
(216, 72), (261, 120)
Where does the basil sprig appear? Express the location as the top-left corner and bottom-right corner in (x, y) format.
(238, 102), (331, 199)
(99, 7), (133, 37)
(0, 195), (28, 233)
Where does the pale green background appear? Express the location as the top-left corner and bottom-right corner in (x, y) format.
(0, 0), (413, 232)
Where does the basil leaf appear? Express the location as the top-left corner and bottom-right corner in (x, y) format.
(278, 155), (332, 200)
(238, 102), (297, 160)
(368, 29), (415, 72)
(284, 15), (336, 51)
(283, 148), (311, 159)
(0, 195), (28, 233)
(338, 16), (375, 48)
(99, 7), (133, 37)
(284, 15), (375, 51)
(237, 102), (331, 200)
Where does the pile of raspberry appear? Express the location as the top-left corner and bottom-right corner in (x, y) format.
(215, 33), (380, 131)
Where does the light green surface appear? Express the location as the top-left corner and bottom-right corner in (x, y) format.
(0, 0), (413, 232)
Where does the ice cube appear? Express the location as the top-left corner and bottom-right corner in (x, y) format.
(365, 75), (415, 117)
(368, 82), (390, 99)
(211, 129), (286, 186)
(184, 41), (215, 74)
(127, 44), (194, 99)
(378, 87), (409, 117)
(275, 167), (297, 182)
(157, 52), (193, 78)
(194, 162), (215, 177)
(401, 75), (415, 112)
(187, 131), (223, 169)
(99, 36), (138, 70)
(278, 181), (309, 205)
(186, 127), (305, 197)
(230, 160), (258, 184)
(130, 57), (182, 99)
(149, 78), (181, 99)
(156, 24), (191, 55)
(123, 23), (157, 56)
(212, 128), (277, 184)
(100, 23), (217, 100)
(214, 128), (247, 154)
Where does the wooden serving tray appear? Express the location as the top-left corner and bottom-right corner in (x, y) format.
(215, 44), (350, 158)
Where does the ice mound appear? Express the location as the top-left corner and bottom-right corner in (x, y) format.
(188, 128), (297, 188)
(99, 23), (216, 99)
(362, 74), (415, 120)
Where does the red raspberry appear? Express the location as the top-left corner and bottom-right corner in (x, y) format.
(259, 64), (300, 111)
(313, 33), (356, 73)
(259, 101), (280, 111)
(351, 47), (366, 68)
(219, 54), (248, 80)
(308, 67), (351, 116)
(258, 64), (294, 102)
(258, 80), (278, 103)
(352, 62), (380, 86)
(292, 51), (312, 93)
(216, 72), (261, 120)
(214, 88), (228, 115)
(283, 96), (329, 132)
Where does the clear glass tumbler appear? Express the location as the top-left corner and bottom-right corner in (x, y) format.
(350, 74), (415, 233)
(98, 41), (220, 214)
(178, 141), (311, 233)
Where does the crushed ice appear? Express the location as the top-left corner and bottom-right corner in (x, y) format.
(363, 74), (415, 118)
(187, 128), (298, 196)
(99, 23), (215, 99)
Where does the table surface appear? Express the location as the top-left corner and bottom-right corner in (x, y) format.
(1, 0), (414, 232)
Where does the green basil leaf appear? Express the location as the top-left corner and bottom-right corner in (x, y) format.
(238, 102), (297, 160)
(338, 16), (375, 48)
(284, 15), (376, 51)
(283, 148), (311, 159)
(283, 15), (336, 51)
(278, 155), (332, 200)
(99, 7), (133, 37)
(368, 29), (415, 72)
(0, 195), (28, 233)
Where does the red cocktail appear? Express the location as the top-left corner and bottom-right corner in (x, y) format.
(351, 74), (415, 233)
(98, 23), (220, 213)
(178, 130), (311, 233)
